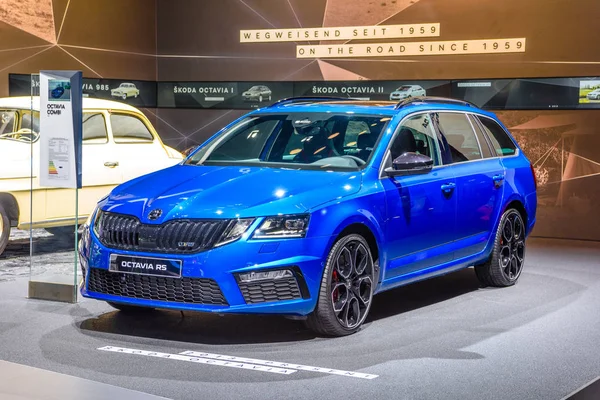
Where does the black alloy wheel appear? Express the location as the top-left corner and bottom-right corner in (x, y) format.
(306, 234), (375, 336)
(475, 208), (526, 287)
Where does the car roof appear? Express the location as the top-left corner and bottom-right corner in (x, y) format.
(254, 98), (496, 119)
(0, 96), (142, 112)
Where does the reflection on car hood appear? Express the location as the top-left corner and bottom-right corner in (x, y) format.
(102, 164), (362, 222)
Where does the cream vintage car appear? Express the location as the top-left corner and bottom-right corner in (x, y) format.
(111, 83), (140, 100)
(0, 96), (183, 255)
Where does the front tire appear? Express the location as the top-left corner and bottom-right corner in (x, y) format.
(475, 208), (526, 287)
(0, 203), (10, 256)
(108, 302), (155, 314)
(306, 234), (374, 336)
(259, 95), (263, 102)
(122, 93), (127, 100)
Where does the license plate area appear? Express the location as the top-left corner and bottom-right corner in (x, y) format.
(109, 254), (182, 278)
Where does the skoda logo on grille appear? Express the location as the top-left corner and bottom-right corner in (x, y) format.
(148, 209), (163, 220)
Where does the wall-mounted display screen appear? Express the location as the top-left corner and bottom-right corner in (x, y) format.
(10, 74), (600, 111)
(293, 80), (451, 102)
(9, 74), (158, 108)
(452, 78), (580, 110)
(158, 81), (294, 109)
(578, 78), (600, 107)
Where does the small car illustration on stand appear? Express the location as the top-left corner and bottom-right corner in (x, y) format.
(586, 89), (600, 100)
(389, 85), (426, 101)
(111, 83), (140, 100)
(242, 85), (272, 102)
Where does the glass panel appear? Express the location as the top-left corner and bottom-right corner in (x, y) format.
(83, 113), (108, 144)
(477, 116), (517, 156)
(390, 113), (441, 165)
(27, 73), (79, 303)
(111, 113), (154, 143)
(187, 113), (390, 170)
(436, 112), (482, 163)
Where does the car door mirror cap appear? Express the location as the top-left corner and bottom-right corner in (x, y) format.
(385, 152), (433, 176)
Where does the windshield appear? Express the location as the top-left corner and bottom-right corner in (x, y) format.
(397, 86), (412, 91)
(185, 112), (390, 171)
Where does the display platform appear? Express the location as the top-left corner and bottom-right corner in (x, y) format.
(0, 238), (599, 400)
(0, 360), (168, 400)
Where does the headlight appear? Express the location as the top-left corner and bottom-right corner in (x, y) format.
(252, 214), (310, 239)
(214, 218), (255, 247)
(92, 208), (104, 237)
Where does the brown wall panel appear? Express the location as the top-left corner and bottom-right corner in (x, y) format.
(0, 0), (599, 241)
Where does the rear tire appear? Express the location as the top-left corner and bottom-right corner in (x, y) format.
(305, 234), (374, 336)
(475, 208), (526, 287)
(0, 203), (10, 256)
(108, 302), (155, 314)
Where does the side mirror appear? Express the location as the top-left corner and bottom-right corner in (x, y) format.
(385, 152), (433, 176)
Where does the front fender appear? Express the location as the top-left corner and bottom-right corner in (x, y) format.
(307, 188), (387, 286)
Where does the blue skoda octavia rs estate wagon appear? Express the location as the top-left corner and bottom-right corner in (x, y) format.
(79, 96), (537, 336)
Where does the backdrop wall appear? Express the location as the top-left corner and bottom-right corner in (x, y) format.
(1, 0), (599, 240)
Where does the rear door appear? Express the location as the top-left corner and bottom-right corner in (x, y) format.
(433, 111), (505, 259)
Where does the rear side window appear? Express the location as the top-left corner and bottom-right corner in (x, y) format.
(83, 113), (108, 144)
(436, 112), (482, 163)
(477, 116), (517, 157)
(110, 114), (154, 143)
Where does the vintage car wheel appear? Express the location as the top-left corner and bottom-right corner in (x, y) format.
(108, 301), (155, 313)
(122, 93), (127, 100)
(259, 95), (263, 102)
(306, 233), (375, 336)
(475, 208), (526, 287)
(0, 203), (9, 256)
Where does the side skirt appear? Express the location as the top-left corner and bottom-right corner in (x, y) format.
(375, 250), (490, 294)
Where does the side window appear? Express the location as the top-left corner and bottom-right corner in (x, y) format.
(390, 113), (441, 166)
(110, 114), (154, 143)
(83, 113), (108, 144)
(0, 110), (16, 135)
(209, 119), (279, 161)
(437, 113), (482, 163)
(19, 110), (40, 133)
(477, 116), (517, 157)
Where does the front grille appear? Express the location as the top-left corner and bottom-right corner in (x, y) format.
(96, 211), (230, 254)
(238, 277), (302, 304)
(88, 268), (228, 305)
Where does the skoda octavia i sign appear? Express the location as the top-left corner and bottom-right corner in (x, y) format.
(80, 97), (537, 336)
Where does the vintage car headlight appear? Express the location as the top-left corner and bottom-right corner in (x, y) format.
(252, 214), (310, 239)
(214, 218), (255, 247)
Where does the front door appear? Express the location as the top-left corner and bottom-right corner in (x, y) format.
(382, 113), (457, 281)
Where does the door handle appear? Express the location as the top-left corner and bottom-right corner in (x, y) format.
(492, 174), (505, 187)
(441, 182), (456, 194)
(104, 161), (119, 168)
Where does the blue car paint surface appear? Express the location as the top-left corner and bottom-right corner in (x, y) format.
(79, 100), (537, 316)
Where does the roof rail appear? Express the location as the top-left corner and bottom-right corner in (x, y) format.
(269, 96), (359, 107)
(394, 96), (476, 109)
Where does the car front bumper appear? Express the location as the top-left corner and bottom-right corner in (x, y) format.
(79, 225), (331, 316)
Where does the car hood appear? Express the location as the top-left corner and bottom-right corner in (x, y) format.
(102, 164), (362, 222)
